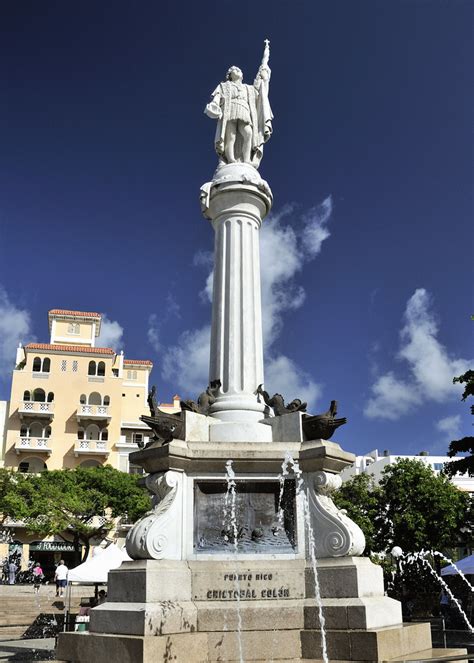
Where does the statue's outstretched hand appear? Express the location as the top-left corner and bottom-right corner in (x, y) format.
(205, 101), (222, 119)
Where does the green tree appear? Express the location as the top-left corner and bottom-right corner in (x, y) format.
(446, 369), (474, 477)
(332, 473), (383, 554)
(2, 466), (150, 564)
(333, 459), (469, 557)
(377, 458), (469, 555)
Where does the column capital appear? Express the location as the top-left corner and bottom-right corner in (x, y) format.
(200, 162), (272, 223)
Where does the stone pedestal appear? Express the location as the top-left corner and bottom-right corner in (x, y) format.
(58, 557), (467, 662)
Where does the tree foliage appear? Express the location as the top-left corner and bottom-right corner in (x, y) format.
(446, 369), (474, 477)
(332, 473), (383, 554)
(1, 466), (150, 563)
(333, 459), (469, 555)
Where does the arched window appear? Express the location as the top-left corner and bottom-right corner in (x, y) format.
(33, 389), (45, 402)
(77, 427), (85, 440)
(23, 390), (31, 402)
(42, 358), (50, 373)
(30, 422), (43, 438)
(20, 425), (28, 437)
(44, 426), (51, 439)
(79, 394), (87, 405)
(47, 392), (54, 403)
(19, 457), (47, 473)
(97, 361), (105, 377)
(88, 392), (102, 406)
(80, 459), (101, 468)
(88, 361), (96, 376)
(103, 395), (110, 406)
(32, 357), (41, 372)
(86, 424), (100, 440)
(100, 429), (108, 442)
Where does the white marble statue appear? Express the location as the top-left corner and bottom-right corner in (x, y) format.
(205, 40), (273, 168)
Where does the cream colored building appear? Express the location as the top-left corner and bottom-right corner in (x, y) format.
(1, 309), (165, 473)
(0, 309), (183, 571)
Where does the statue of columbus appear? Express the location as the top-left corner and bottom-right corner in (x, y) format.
(205, 40), (273, 169)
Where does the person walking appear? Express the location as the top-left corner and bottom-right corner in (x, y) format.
(8, 560), (17, 585)
(32, 562), (44, 594)
(54, 559), (68, 597)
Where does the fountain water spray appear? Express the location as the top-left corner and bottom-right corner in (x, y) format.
(278, 452), (329, 663)
(394, 548), (474, 633)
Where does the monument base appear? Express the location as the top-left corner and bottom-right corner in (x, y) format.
(56, 558), (467, 662)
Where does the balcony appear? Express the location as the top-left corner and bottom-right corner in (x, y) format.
(74, 439), (109, 457)
(18, 401), (54, 419)
(14, 436), (52, 455)
(76, 404), (111, 421)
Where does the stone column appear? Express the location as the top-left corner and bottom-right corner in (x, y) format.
(201, 163), (272, 426)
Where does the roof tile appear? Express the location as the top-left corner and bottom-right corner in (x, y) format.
(26, 343), (114, 355)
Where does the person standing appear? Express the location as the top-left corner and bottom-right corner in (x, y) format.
(8, 560), (17, 585)
(54, 559), (68, 597)
(32, 562), (44, 594)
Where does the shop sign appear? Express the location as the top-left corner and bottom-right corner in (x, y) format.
(30, 541), (75, 552)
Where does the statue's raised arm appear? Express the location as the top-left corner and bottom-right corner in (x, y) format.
(204, 40), (274, 169)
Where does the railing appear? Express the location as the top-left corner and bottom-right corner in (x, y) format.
(15, 437), (51, 452)
(77, 404), (110, 418)
(19, 401), (54, 416)
(74, 439), (108, 455)
(88, 376), (105, 383)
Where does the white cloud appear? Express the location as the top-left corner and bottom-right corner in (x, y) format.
(0, 287), (34, 379)
(435, 414), (462, 440)
(161, 199), (333, 402)
(364, 372), (422, 420)
(97, 315), (124, 351)
(265, 354), (321, 411)
(161, 325), (211, 397)
(147, 314), (161, 353)
(364, 289), (472, 420)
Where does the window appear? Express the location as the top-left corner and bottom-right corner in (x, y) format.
(33, 357), (50, 373)
(88, 392), (102, 406)
(72, 360), (78, 372)
(433, 463), (444, 472)
(77, 428), (84, 440)
(44, 426), (51, 439)
(133, 432), (143, 445)
(85, 424), (100, 440)
(20, 425), (28, 437)
(97, 361), (105, 377)
(61, 360), (67, 372)
(68, 323), (80, 334)
(47, 392), (54, 403)
(88, 361), (96, 376)
(30, 422), (43, 438)
(103, 395), (110, 406)
(100, 429), (108, 442)
(127, 370), (138, 380)
(23, 390), (31, 402)
(80, 394), (87, 405)
(33, 388), (46, 402)
(80, 459), (100, 468)
(19, 458), (47, 473)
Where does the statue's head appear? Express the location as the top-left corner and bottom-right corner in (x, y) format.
(226, 66), (243, 82)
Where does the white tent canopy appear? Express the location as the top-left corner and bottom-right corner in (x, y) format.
(68, 543), (131, 583)
(441, 553), (474, 576)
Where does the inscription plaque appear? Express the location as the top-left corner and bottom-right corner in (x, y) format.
(194, 480), (296, 553)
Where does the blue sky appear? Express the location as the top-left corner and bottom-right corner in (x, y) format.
(1, 1), (472, 457)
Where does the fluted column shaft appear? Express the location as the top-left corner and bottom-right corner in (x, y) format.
(206, 177), (272, 423)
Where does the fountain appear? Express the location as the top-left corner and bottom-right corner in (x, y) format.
(57, 41), (467, 662)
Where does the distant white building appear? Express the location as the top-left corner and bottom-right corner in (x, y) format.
(0, 400), (8, 468)
(340, 448), (474, 493)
